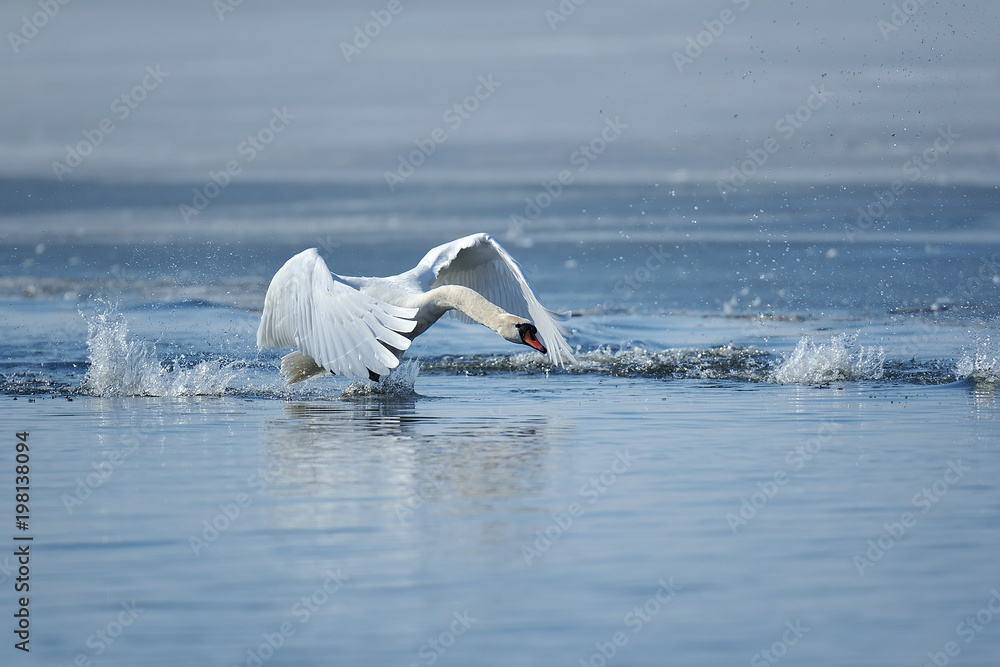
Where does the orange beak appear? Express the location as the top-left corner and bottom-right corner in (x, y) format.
(522, 328), (547, 354)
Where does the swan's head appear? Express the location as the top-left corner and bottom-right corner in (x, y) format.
(500, 318), (547, 354)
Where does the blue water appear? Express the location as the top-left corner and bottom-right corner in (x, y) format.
(5, 0), (1000, 662)
(2, 181), (999, 666)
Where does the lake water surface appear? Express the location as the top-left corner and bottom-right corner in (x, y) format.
(2, 182), (1000, 666)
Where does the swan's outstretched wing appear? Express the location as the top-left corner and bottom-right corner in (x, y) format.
(413, 233), (575, 366)
(257, 248), (418, 381)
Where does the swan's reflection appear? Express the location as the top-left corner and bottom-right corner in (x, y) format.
(257, 396), (574, 535)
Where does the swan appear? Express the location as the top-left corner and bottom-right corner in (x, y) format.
(256, 232), (575, 383)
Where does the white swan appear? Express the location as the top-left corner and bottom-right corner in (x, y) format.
(256, 232), (575, 383)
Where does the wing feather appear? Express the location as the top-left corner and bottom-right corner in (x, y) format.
(257, 248), (418, 381)
(415, 233), (575, 366)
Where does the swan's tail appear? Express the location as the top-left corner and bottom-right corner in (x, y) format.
(280, 351), (328, 384)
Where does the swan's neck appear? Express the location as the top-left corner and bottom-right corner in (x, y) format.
(414, 285), (511, 335)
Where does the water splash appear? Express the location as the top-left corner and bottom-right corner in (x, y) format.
(772, 334), (885, 384)
(956, 334), (999, 385)
(341, 359), (421, 397)
(12, 306), (978, 398)
(81, 307), (239, 397)
(421, 345), (773, 382)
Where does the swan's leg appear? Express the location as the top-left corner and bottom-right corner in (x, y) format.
(280, 350), (386, 384)
(280, 351), (327, 384)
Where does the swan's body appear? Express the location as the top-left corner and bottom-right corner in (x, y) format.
(257, 233), (574, 383)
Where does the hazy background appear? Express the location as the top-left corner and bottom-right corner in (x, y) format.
(1, 0), (998, 188)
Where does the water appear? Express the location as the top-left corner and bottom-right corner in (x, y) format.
(2, 181), (999, 666)
(5, 0), (1000, 662)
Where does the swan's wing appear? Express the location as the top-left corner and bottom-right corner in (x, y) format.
(256, 248), (418, 381)
(415, 233), (575, 366)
